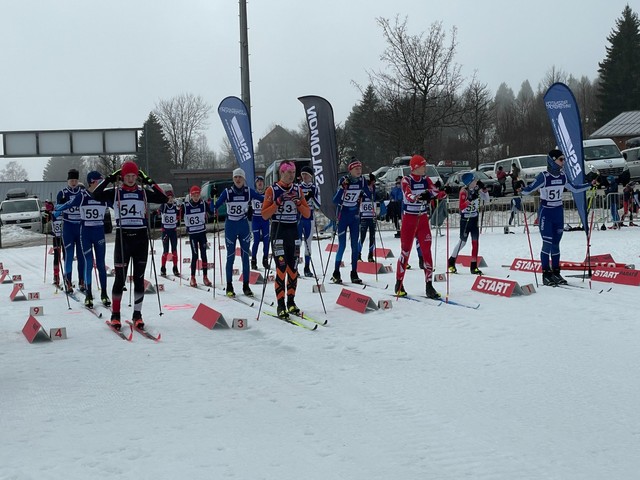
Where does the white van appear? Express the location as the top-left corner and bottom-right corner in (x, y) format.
(493, 154), (548, 194)
(583, 138), (629, 185)
(621, 146), (640, 180)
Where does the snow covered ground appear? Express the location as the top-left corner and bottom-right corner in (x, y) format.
(1, 222), (639, 479)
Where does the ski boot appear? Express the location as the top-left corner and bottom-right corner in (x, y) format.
(330, 270), (342, 284)
(552, 268), (568, 285)
(173, 265), (180, 276)
(542, 269), (557, 286)
(64, 277), (74, 295)
(277, 300), (289, 319)
(53, 274), (60, 288)
(357, 254), (363, 262)
(470, 261), (483, 275)
(304, 267), (313, 277)
(287, 297), (301, 315)
(109, 312), (121, 331)
(504, 226), (510, 234)
(226, 282), (235, 297)
(425, 281), (441, 299)
(190, 276), (198, 288)
(84, 291), (94, 309)
(447, 257), (457, 274)
(368, 253), (375, 263)
(101, 290), (111, 307)
(251, 257), (258, 270)
(262, 257), (270, 269)
(350, 271), (363, 284)
(394, 280), (407, 297)
(78, 280), (86, 293)
(203, 275), (212, 287)
(243, 282), (254, 297)
(132, 311), (144, 330)
(161, 265), (167, 276)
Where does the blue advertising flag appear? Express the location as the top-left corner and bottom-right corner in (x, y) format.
(543, 82), (589, 235)
(218, 96), (255, 183)
(298, 95), (339, 221)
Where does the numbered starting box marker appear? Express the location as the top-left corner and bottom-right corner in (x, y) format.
(30, 306), (44, 316)
(157, 284), (165, 292)
(149, 248), (156, 254)
(10, 284), (26, 302)
(192, 303), (230, 329)
(183, 257), (191, 263)
(232, 268), (240, 275)
(377, 299), (393, 310)
(232, 318), (249, 330)
(383, 265), (393, 273)
(49, 327), (68, 340)
(28, 292), (41, 301)
(12, 274), (23, 283)
(22, 315), (51, 343)
(312, 283), (326, 293)
(433, 272), (447, 282)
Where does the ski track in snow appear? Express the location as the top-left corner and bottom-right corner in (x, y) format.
(1, 225), (640, 479)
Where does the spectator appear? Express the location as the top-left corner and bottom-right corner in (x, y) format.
(496, 166), (507, 195)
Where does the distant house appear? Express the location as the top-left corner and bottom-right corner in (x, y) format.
(590, 111), (640, 149)
(256, 125), (301, 167)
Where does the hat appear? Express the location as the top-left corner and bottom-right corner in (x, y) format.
(410, 155), (426, 171)
(121, 161), (139, 177)
(232, 168), (246, 179)
(348, 159), (362, 171)
(86, 170), (103, 184)
(547, 149), (563, 173)
(190, 185), (201, 196)
(301, 166), (313, 176)
(255, 175), (265, 183)
(165, 190), (174, 197)
(607, 175), (615, 182)
(461, 172), (475, 186)
(67, 169), (79, 180)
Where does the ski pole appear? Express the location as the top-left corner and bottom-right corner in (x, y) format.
(521, 196), (539, 288)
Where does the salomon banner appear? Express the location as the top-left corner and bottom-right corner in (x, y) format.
(218, 96), (255, 183)
(543, 82), (589, 235)
(298, 95), (339, 221)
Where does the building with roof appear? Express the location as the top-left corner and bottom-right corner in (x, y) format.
(589, 111), (640, 149)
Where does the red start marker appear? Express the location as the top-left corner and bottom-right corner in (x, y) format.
(356, 262), (385, 275)
(510, 257), (632, 272)
(472, 275), (536, 297)
(10, 283), (26, 301)
(374, 248), (394, 259)
(22, 315), (51, 343)
(591, 267), (640, 286)
(325, 243), (338, 252)
(239, 271), (264, 284)
(192, 303), (230, 329)
(143, 279), (156, 294)
(336, 288), (379, 313)
(0, 270), (11, 284)
(588, 253), (615, 263)
(454, 255), (487, 268)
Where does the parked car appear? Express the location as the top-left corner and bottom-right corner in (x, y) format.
(474, 163), (495, 176)
(493, 154), (548, 194)
(375, 164), (443, 199)
(583, 138), (629, 186)
(0, 196), (45, 233)
(391, 156), (412, 166)
(621, 146), (640, 180)
(444, 170), (500, 197)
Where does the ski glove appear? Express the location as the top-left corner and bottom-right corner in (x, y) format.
(105, 169), (121, 184)
(138, 170), (154, 186)
(418, 191), (431, 201)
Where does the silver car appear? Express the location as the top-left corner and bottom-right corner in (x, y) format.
(622, 147), (640, 180)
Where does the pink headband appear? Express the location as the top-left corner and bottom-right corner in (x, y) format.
(279, 161), (295, 173)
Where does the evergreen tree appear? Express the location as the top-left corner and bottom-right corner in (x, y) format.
(136, 113), (173, 182)
(595, 5), (640, 127)
(42, 156), (84, 181)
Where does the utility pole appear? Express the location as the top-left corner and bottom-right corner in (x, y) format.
(239, 0), (251, 119)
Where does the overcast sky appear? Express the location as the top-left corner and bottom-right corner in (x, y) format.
(0, 0), (628, 180)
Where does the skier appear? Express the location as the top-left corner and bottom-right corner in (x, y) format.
(447, 172), (483, 275)
(211, 168), (264, 297)
(261, 161), (311, 318)
(358, 173), (377, 263)
(298, 166), (319, 277)
(388, 177), (403, 237)
(331, 158), (372, 284)
(184, 186), (211, 288)
(250, 176), (270, 270)
(91, 160), (168, 330)
(159, 190), (181, 277)
(54, 171), (111, 308)
(505, 178), (526, 234)
(43, 201), (64, 288)
(395, 155), (447, 298)
(606, 175), (621, 228)
(521, 149), (594, 286)
(56, 168), (86, 293)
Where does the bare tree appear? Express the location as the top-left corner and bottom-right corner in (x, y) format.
(460, 77), (494, 168)
(540, 65), (569, 91)
(370, 16), (464, 155)
(154, 93), (211, 169)
(0, 161), (28, 181)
